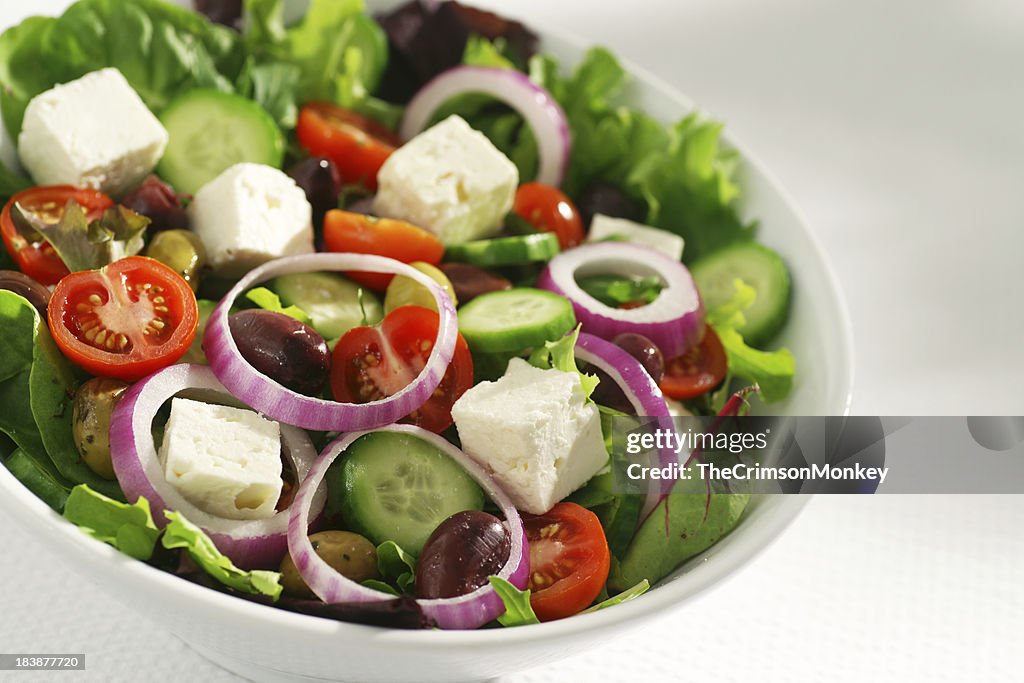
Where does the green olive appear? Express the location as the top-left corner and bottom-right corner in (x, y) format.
(72, 377), (130, 480)
(384, 261), (457, 314)
(280, 530), (379, 598)
(144, 230), (207, 292)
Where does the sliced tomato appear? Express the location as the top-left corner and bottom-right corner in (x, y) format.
(322, 209), (444, 290)
(48, 256), (199, 381)
(1, 186), (114, 285)
(296, 102), (402, 191)
(330, 305), (472, 433)
(524, 502), (611, 621)
(512, 182), (585, 249)
(660, 326), (728, 400)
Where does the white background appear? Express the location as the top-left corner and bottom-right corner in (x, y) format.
(2, 0), (1024, 681)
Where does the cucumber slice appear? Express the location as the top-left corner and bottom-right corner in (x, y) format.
(333, 431), (485, 554)
(445, 233), (560, 268)
(458, 287), (576, 354)
(157, 89), (284, 194)
(274, 272), (383, 340)
(691, 242), (791, 346)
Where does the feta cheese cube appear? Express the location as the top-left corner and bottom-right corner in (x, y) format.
(451, 358), (607, 514)
(373, 115), (518, 245)
(18, 68), (168, 195)
(587, 213), (685, 261)
(159, 398), (283, 520)
(188, 163), (313, 277)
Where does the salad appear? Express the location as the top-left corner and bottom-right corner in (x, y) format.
(0, 0), (796, 630)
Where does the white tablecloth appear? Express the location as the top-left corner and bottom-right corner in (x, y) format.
(3, 0), (1024, 680)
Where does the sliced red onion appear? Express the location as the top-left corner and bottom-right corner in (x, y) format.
(574, 333), (677, 516)
(204, 253), (457, 431)
(537, 242), (704, 358)
(400, 66), (570, 187)
(108, 364), (326, 569)
(288, 424), (529, 630)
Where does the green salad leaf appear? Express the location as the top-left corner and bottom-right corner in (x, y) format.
(528, 324), (599, 400)
(0, 0), (247, 138)
(2, 447), (71, 511)
(162, 510), (283, 601)
(376, 540), (416, 595)
(12, 202), (149, 273)
(245, 287), (312, 326)
(63, 484), (160, 560)
(576, 274), (663, 308)
(580, 579), (650, 614)
(611, 472), (749, 592)
(706, 279), (795, 403)
(0, 290), (120, 501)
(243, 0), (398, 127)
(488, 576), (540, 627)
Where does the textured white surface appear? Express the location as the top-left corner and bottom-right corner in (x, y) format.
(2, 0), (1024, 681)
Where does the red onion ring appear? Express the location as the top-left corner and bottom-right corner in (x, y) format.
(575, 333), (677, 516)
(203, 253), (458, 432)
(537, 242), (704, 358)
(108, 364), (326, 569)
(400, 66), (570, 187)
(288, 424), (529, 630)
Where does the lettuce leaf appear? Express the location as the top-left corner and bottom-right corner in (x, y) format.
(528, 325), (599, 400)
(245, 287), (311, 326)
(706, 279), (795, 403)
(376, 540), (416, 595)
(580, 579), (650, 614)
(0, 0), (247, 138)
(487, 576), (540, 627)
(12, 202), (149, 273)
(162, 510), (283, 600)
(63, 484), (159, 560)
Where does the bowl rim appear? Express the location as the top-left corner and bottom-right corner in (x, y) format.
(0, 4), (854, 652)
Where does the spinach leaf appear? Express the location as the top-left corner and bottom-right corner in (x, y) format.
(2, 447), (71, 511)
(377, 540), (416, 595)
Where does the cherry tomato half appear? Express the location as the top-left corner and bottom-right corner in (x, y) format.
(322, 210), (444, 291)
(330, 305), (473, 433)
(512, 182), (585, 249)
(524, 502), (611, 621)
(659, 326), (728, 400)
(296, 102), (403, 191)
(1, 186), (114, 285)
(48, 256), (199, 381)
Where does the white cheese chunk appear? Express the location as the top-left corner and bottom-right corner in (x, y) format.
(18, 68), (168, 195)
(587, 213), (685, 261)
(373, 115), (518, 245)
(159, 398), (283, 520)
(188, 163), (313, 277)
(451, 358), (607, 514)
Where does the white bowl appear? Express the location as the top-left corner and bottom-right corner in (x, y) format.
(0, 2), (853, 681)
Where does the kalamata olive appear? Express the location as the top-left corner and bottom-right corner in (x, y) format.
(612, 333), (664, 384)
(193, 0), (242, 28)
(438, 263), (512, 304)
(72, 377), (130, 480)
(287, 157), (342, 218)
(144, 230), (207, 292)
(415, 510), (510, 600)
(280, 530), (379, 598)
(591, 334), (665, 413)
(229, 309), (331, 396)
(576, 182), (644, 230)
(120, 175), (189, 233)
(0, 270), (50, 315)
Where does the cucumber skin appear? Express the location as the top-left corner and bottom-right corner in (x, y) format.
(691, 242), (791, 347)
